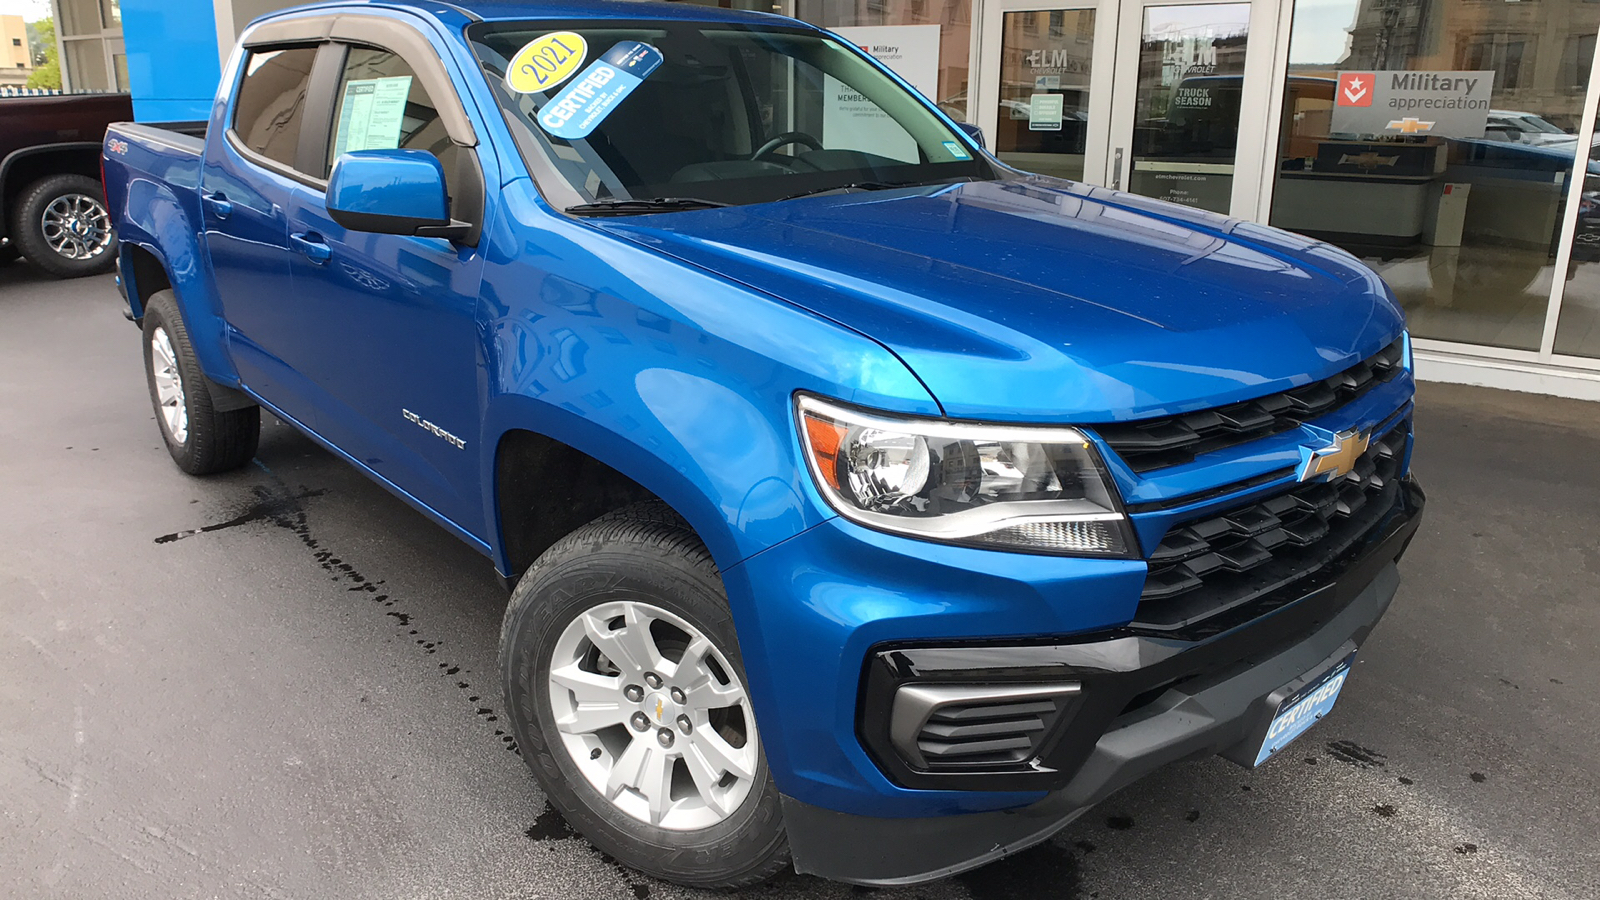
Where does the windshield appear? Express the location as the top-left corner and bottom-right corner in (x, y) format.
(467, 19), (997, 213)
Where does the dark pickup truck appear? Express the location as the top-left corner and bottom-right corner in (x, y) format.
(1, 91), (133, 278)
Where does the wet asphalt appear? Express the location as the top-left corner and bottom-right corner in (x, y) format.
(2, 258), (1597, 900)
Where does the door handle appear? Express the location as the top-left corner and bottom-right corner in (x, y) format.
(1111, 148), (1125, 191)
(202, 191), (232, 219)
(289, 231), (331, 265)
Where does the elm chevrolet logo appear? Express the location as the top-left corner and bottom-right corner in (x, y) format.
(1386, 117), (1434, 134)
(1297, 429), (1371, 482)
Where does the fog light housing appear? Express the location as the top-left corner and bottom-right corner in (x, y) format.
(888, 682), (1082, 771)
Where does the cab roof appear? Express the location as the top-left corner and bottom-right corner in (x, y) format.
(346, 0), (794, 26)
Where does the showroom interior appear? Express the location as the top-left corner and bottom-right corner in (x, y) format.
(44, 0), (1600, 399)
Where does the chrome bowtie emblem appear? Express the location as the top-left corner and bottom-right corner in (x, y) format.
(1297, 429), (1370, 482)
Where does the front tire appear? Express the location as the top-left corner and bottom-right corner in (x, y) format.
(8, 174), (117, 278)
(501, 503), (790, 889)
(142, 290), (260, 475)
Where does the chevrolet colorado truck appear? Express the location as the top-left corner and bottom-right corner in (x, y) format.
(102, 0), (1425, 888)
(1, 91), (133, 277)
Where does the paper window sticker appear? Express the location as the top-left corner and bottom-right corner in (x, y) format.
(333, 75), (414, 156)
(537, 41), (665, 141)
(942, 140), (971, 160)
(506, 32), (588, 94)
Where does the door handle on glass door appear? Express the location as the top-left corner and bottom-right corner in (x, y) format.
(290, 232), (331, 265)
(202, 192), (232, 219)
(1112, 148), (1124, 191)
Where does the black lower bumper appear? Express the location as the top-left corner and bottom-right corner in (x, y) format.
(784, 476), (1424, 885)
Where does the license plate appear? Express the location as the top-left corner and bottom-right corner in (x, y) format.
(1255, 655), (1355, 766)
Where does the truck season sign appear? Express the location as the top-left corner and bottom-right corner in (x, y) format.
(1330, 70), (1493, 139)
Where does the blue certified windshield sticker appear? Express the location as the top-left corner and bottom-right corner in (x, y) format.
(942, 140), (971, 160)
(538, 41), (664, 140)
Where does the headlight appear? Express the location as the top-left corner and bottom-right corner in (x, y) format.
(795, 394), (1134, 556)
(1402, 330), (1414, 372)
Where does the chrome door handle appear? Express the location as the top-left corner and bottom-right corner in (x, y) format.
(1112, 148), (1124, 191)
(202, 192), (232, 219)
(289, 231), (331, 265)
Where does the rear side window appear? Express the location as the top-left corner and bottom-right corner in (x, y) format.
(233, 46), (319, 168)
(325, 46), (458, 179)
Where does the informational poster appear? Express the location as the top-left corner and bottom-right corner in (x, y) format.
(332, 76), (412, 156)
(823, 25), (941, 161)
(1330, 70), (1493, 139)
(1028, 93), (1064, 131)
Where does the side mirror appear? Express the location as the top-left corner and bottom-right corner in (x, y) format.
(956, 121), (986, 151)
(326, 149), (470, 240)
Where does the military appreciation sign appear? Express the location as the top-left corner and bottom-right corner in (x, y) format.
(1330, 70), (1493, 139)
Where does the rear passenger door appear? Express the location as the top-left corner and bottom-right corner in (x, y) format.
(202, 43), (323, 420)
(279, 36), (489, 535)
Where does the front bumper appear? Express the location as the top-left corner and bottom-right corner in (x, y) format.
(781, 475), (1424, 885)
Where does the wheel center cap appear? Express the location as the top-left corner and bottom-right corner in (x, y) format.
(643, 691), (675, 725)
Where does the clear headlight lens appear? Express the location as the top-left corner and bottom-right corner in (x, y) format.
(796, 394), (1134, 555)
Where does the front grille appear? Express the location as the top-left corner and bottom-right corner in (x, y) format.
(1134, 420), (1409, 632)
(1096, 339), (1406, 473)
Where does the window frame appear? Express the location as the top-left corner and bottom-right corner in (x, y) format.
(225, 42), (338, 190)
(226, 13), (487, 244)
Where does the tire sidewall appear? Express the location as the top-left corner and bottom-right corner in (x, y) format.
(502, 543), (786, 880)
(11, 174), (117, 278)
(141, 293), (202, 471)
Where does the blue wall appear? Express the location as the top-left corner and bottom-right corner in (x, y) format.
(122, 0), (223, 121)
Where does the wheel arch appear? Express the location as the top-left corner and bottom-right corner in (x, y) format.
(483, 392), (803, 587)
(0, 143), (105, 239)
(112, 180), (241, 386)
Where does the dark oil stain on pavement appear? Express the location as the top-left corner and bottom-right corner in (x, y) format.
(1372, 804), (1398, 818)
(151, 462), (521, 757)
(1325, 740), (1387, 768)
(955, 842), (1081, 900)
(525, 803), (576, 841)
(1104, 815), (1134, 831)
(1470, 772), (1487, 783)
(1455, 843), (1479, 855)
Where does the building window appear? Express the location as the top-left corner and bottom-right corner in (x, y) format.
(52, 0), (123, 91)
(1562, 34), (1596, 91)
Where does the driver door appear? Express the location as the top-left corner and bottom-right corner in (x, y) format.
(279, 38), (489, 533)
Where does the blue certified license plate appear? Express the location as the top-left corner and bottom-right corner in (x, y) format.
(1255, 655), (1355, 766)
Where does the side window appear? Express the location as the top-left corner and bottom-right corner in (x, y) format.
(325, 46), (458, 179)
(233, 46), (320, 168)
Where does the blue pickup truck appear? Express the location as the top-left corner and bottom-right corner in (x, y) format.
(102, 0), (1424, 888)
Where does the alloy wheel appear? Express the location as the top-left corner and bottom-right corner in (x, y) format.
(40, 193), (113, 261)
(547, 599), (759, 830)
(150, 327), (188, 444)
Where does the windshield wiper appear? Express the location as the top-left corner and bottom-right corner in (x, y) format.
(779, 177), (975, 203)
(566, 197), (729, 217)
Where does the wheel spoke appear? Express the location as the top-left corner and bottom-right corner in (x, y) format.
(661, 635), (711, 682)
(681, 740), (732, 818)
(637, 746), (676, 826)
(554, 700), (629, 735)
(681, 674), (741, 712)
(549, 661), (623, 705)
(604, 735), (651, 800)
(690, 725), (756, 782)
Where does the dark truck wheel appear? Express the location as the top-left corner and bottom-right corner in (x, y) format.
(142, 290), (260, 475)
(501, 503), (790, 889)
(9, 174), (118, 278)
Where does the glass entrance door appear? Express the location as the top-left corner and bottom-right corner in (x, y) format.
(1105, 0), (1274, 215)
(975, 0), (1117, 182)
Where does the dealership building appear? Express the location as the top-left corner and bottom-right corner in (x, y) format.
(46, 0), (1600, 400)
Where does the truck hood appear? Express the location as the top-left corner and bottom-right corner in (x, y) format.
(599, 178), (1404, 422)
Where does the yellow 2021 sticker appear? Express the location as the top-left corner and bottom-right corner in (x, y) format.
(506, 32), (588, 94)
